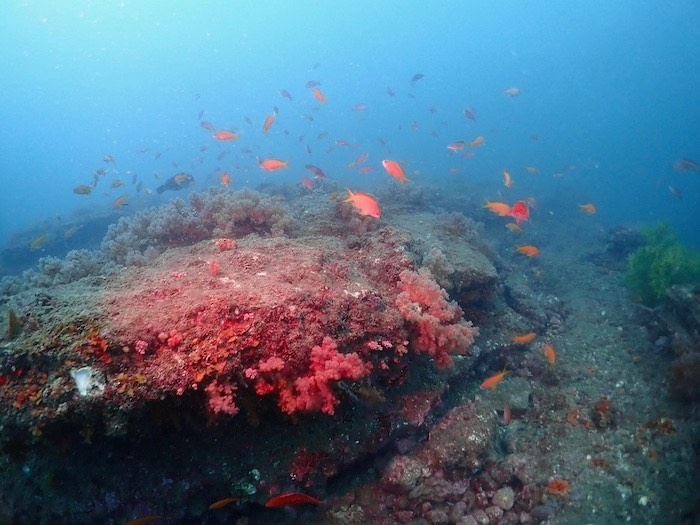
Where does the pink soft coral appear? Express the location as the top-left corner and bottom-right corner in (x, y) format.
(396, 268), (478, 368)
(278, 337), (370, 415)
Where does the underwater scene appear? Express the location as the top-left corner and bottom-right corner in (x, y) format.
(1, 2), (699, 524)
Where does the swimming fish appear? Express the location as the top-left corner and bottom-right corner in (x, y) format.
(279, 89), (293, 101)
(258, 158), (288, 171)
(516, 245), (540, 257)
(311, 87), (327, 104)
(200, 121), (216, 131)
(305, 164), (326, 178)
(512, 332), (537, 344)
(156, 172), (194, 194)
(265, 492), (321, 508)
(483, 201), (512, 217)
(470, 135), (485, 147)
(463, 106), (476, 121)
(672, 158), (700, 172)
(447, 140), (465, 151)
(344, 189), (381, 218)
(410, 73), (425, 83)
(503, 87), (521, 97)
(480, 369), (508, 390)
(212, 130), (240, 141)
(262, 107), (278, 134)
(73, 184), (93, 195)
(578, 203), (596, 215)
(220, 171), (230, 186)
(382, 159), (410, 184)
(509, 201), (530, 225)
(124, 516), (163, 525)
(503, 170), (512, 188)
(209, 497), (239, 510)
(544, 344), (557, 365)
(30, 233), (47, 251)
(112, 194), (129, 209)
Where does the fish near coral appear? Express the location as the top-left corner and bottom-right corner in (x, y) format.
(512, 332), (537, 344)
(543, 343), (557, 365)
(344, 189), (381, 218)
(156, 172), (194, 194)
(516, 245), (540, 257)
(480, 368), (508, 390)
(509, 200), (530, 225)
(483, 200), (512, 217)
(382, 159), (410, 184)
(258, 158), (289, 171)
(265, 492), (321, 508)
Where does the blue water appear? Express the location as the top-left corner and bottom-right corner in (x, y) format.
(1, 0), (698, 266)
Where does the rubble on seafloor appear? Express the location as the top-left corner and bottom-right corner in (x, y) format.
(0, 188), (697, 525)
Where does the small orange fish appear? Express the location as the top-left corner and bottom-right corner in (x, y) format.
(505, 223), (523, 234)
(209, 496), (239, 510)
(470, 135), (485, 147)
(543, 343), (556, 365)
(504, 87), (521, 97)
(344, 189), (381, 219)
(299, 177), (313, 190)
(125, 516), (163, 525)
(447, 140), (465, 151)
(480, 368), (508, 390)
(73, 184), (92, 195)
(503, 169), (512, 188)
(382, 159), (410, 184)
(483, 200), (511, 217)
(516, 245), (540, 257)
(112, 194), (129, 209)
(311, 87), (327, 104)
(258, 158), (288, 171)
(512, 332), (537, 344)
(265, 492), (321, 508)
(29, 233), (47, 251)
(220, 171), (230, 186)
(578, 203), (596, 215)
(213, 130), (239, 141)
(262, 108), (278, 134)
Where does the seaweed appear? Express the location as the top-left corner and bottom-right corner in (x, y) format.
(624, 222), (700, 306)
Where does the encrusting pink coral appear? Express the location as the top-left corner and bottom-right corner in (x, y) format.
(277, 337), (371, 415)
(396, 268), (477, 368)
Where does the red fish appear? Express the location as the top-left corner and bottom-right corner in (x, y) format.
(262, 107), (278, 134)
(447, 140), (465, 152)
(311, 87), (327, 104)
(382, 159), (410, 184)
(300, 177), (313, 190)
(213, 130), (239, 141)
(305, 164), (326, 178)
(344, 189), (381, 218)
(258, 158), (288, 171)
(509, 200), (529, 225)
(220, 171), (230, 186)
(265, 492), (321, 508)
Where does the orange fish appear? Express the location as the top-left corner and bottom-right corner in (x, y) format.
(265, 492), (321, 508)
(503, 170), (512, 188)
(504, 87), (521, 97)
(344, 189), (381, 219)
(73, 184), (92, 195)
(578, 203), (596, 215)
(512, 332), (537, 344)
(112, 194), (129, 209)
(258, 158), (288, 171)
(483, 200), (512, 217)
(382, 159), (410, 184)
(311, 87), (327, 104)
(509, 200), (530, 225)
(262, 108), (278, 134)
(299, 177), (313, 190)
(447, 140), (465, 151)
(516, 245), (540, 257)
(125, 516), (163, 525)
(505, 223), (523, 234)
(480, 368), (508, 390)
(220, 171), (230, 186)
(470, 135), (485, 147)
(543, 344), (556, 365)
(209, 497), (239, 510)
(213, 130), (239, 141)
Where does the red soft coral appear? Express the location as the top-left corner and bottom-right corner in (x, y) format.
(278, 337), (370, 415)
(396, 268), (478, 368)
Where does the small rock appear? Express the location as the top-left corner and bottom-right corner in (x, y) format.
(492, 486), (515, 510)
